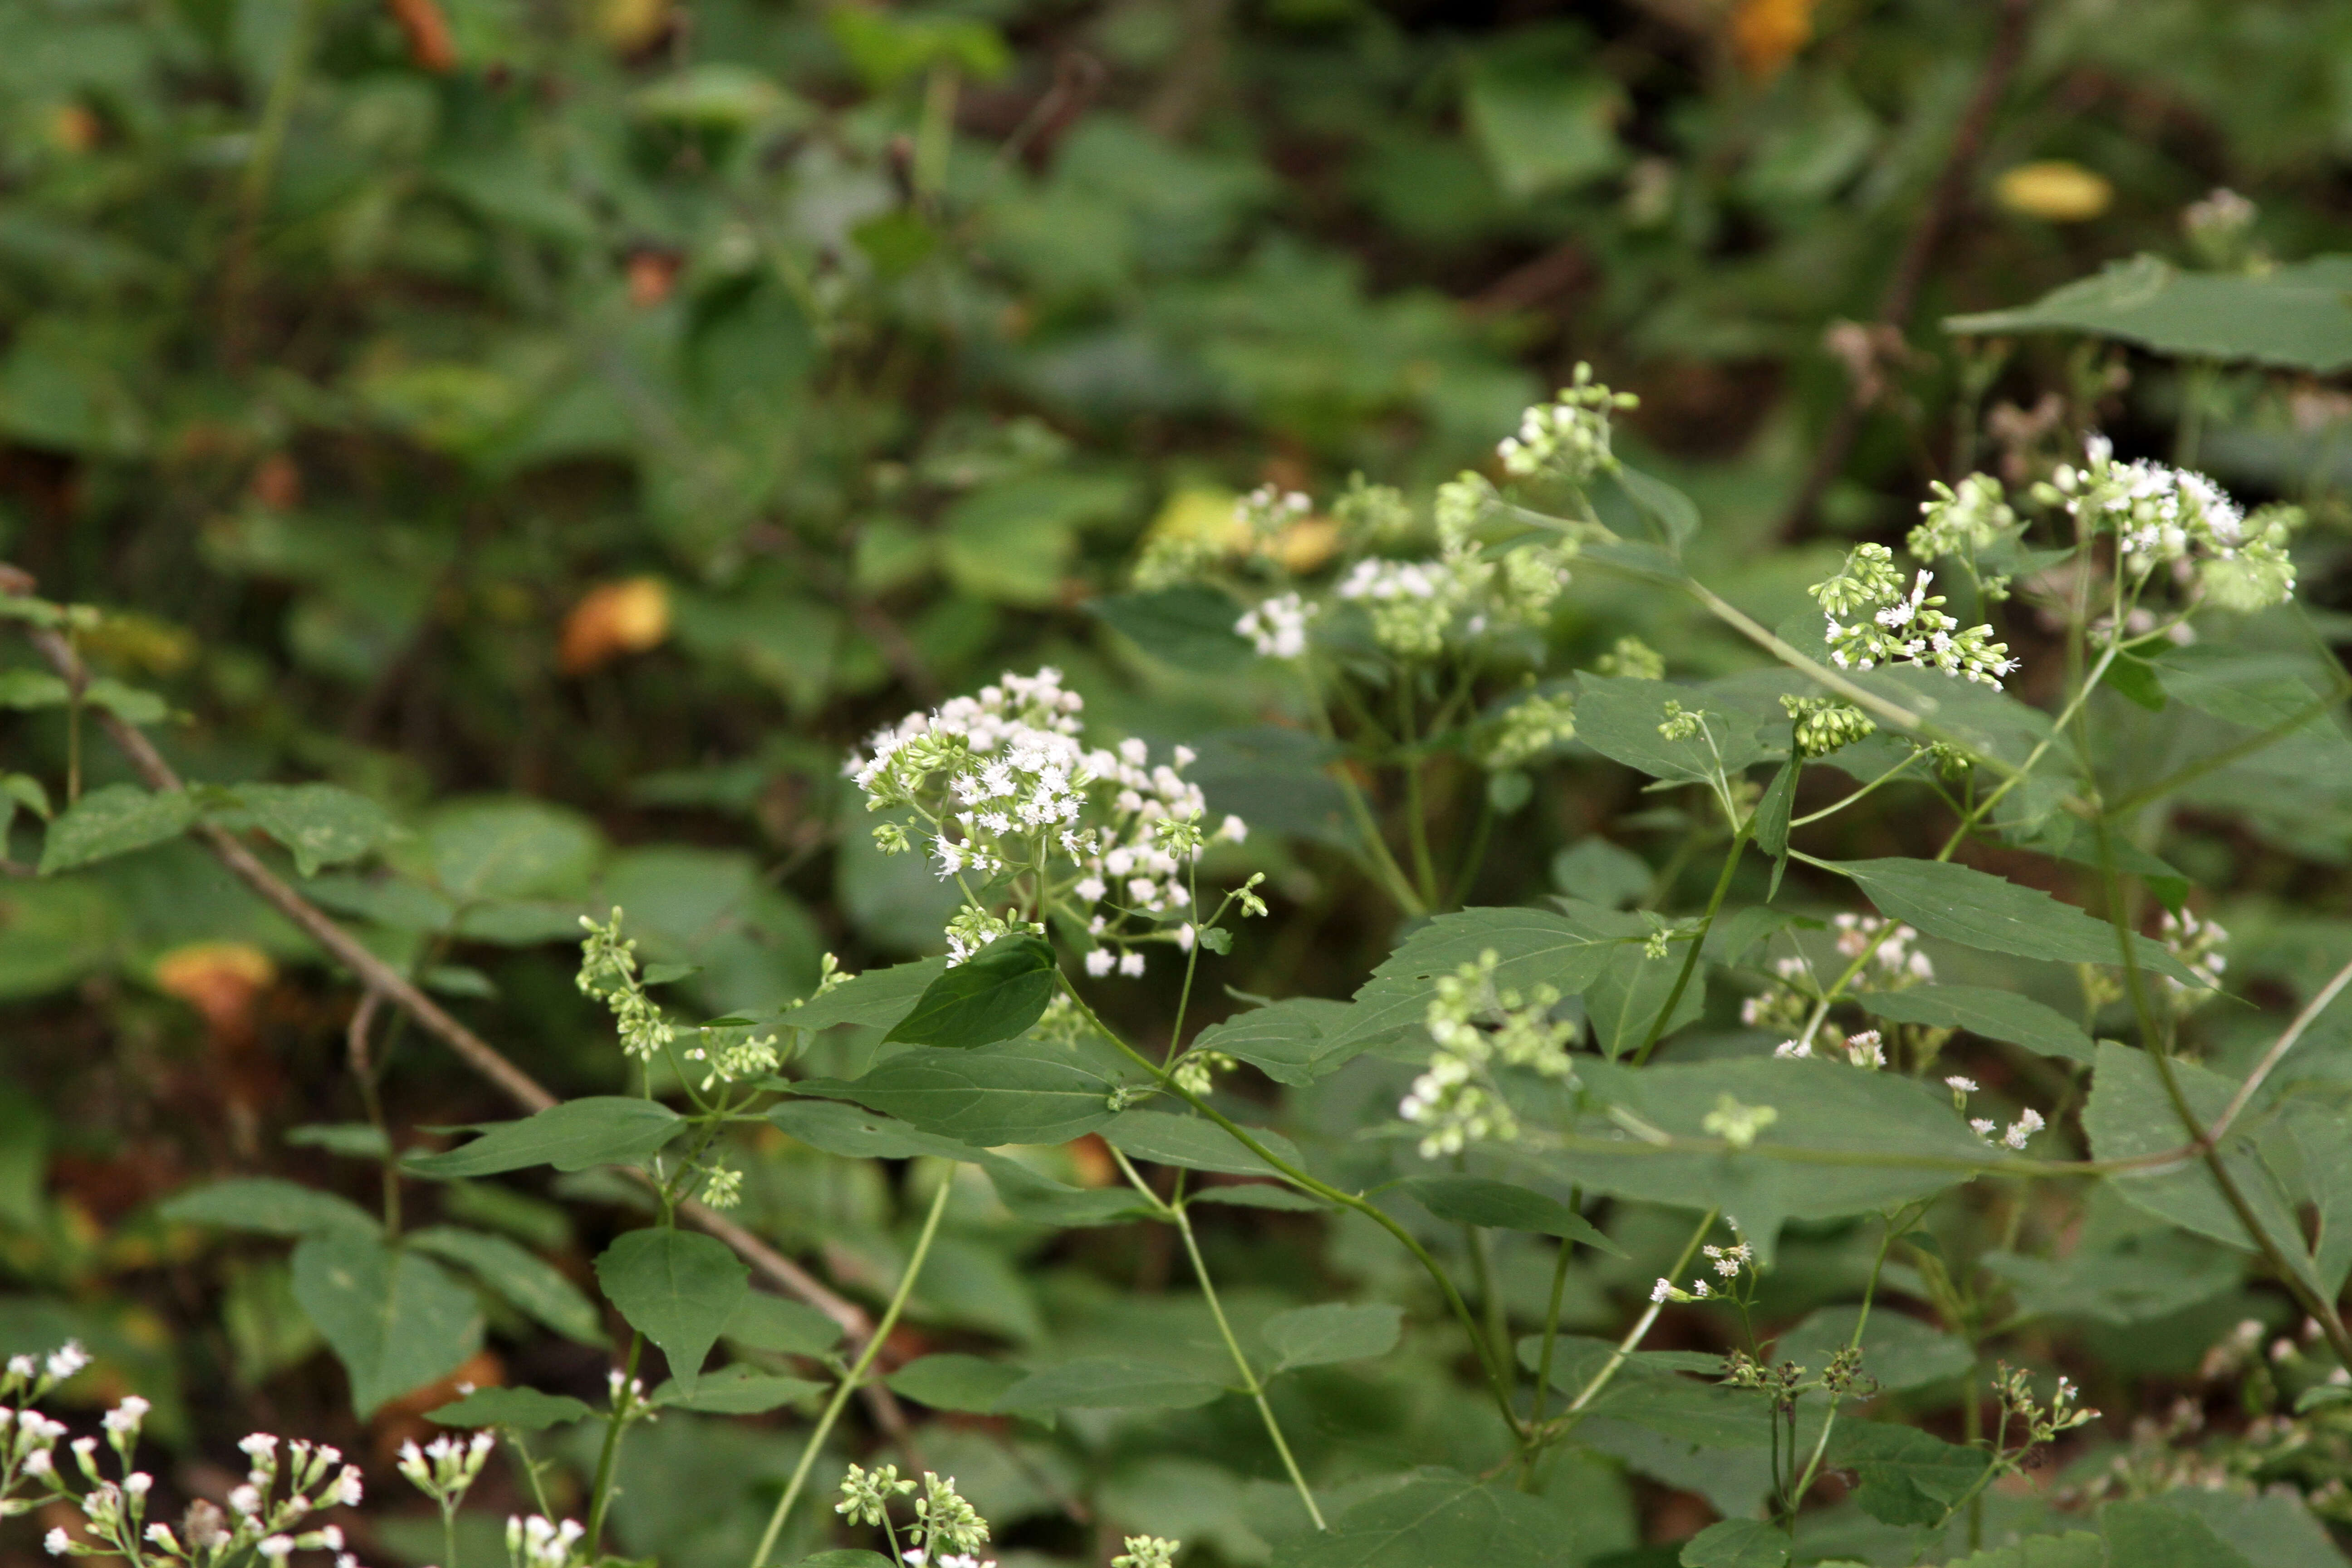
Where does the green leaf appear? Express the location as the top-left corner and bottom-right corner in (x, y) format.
(1189, 1184), (1330, 1212)
(1190, 998), (1357, 1086)
(593, 1228), (749, 1380)
(230, 783), (402, 877)
(723, 1293), (843, 1357)
(1612, 464), (1701, 549)
(1575, 677), (1773, 783)
(792, 1554), (894, 1568)
(799, 1042), (1132, 1146)
(284, 1123), (393, 1159)
(1584, 942), (1706, 1060)
(1769, 1306), (1972, 1392)
(1261, 1302), (1401, 1372)
(1945, 1533), (2106, 1568)
(1397, 1176), (1624, 1255)
(412, 798), (601, 902)
(1829, 1421), (1990, 1527)
(1826, 858), (2201, 985)
(407, 1226), (605, 1346)
(161, 1178), (381, 1237)
(1277, 1469), (1573, 1568)
(995, 1357), (1224, 1411)
(1093, 586), (1254, 672)
(426, 1386), (594, 1431)
(887, 1352), (1027, 1412)
(2153, 1490), (2347, 1568)
(1946, 253), (2352, 373)
(650, 1364), (825, 1413)
(1677, 1519), (1790, 1568)
(1752, 757), (1796, 862)
(770, 1099), (1147, 1226)
(1980, 1229), (2241, 1327)
(1855, 984), (2097, 1064)
(291, 1230), (483, 1417)
(1103, 1110), (1302, 1177)
(1369, 901), (1646, 1007)
(1464, 63), (1623, 200)
(39, 783), (196, 874)
(789, 958), (947, 1032)
(883, 936), (1058, 1049)
(405, 1098), (685, 1178)
(2100, 1499), (2261, 1568)
(2083, 1042), (2319, 1290)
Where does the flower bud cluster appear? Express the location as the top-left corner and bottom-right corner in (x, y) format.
(1480, 690), (1577, 769)
(577, 908), (674, 1062)
(396, 1431), (492, 1511)
(1994, 1361), (2100, 1446)
(1235, 592), (1316, 659)
(846, 669), (1248, 974)
(506, 1514), (587, 1568)
(1400, 951), (1577, 1157)
(1909, 474), (2018, 564)
(2158, 907), (2228, 1003)
(1811, 545), (2017, 688)
(1780, 695), (1875, 757)
(1496, 364), (1639, 484)
(1653, 1237), (1754, 1305)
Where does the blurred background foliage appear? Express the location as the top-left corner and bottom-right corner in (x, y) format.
(15, 0), (2352, 1560)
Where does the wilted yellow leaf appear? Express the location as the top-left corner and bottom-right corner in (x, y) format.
(1731, 0), (1816, 79)
(559, 577), (671, 674)
(154, 943), (276, 1038)
(1995, 161), (2113, 223)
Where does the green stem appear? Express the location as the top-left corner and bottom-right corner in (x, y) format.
(442, 1501), (459, 1568)
(584, 1333), (643, 1554)
(747, 1175), (954, 1568)
(1532, 1210), (1715, 1450)
(1175, 1200), (1327, 1529)
(1518, 1208), (1581, 1491)
(1631, 824), (1749, 1067)
(1782, 1214), (1902, 1525)
(1449, 792), (1497, 911)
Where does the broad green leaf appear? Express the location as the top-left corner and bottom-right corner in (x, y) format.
(1827, 858), (2201, 986)
(2151, 1488), (2347, 1568)
(887, 1352), (1026, 1412)
(2083, 1041), (2317, 1289)
(651, 1364), (825, 1413)
(1829, 1421), (1989, 1527)
(1585, 942), (1705, 1060)
(995, 1357), (1224, 1411)
(404, 1098), (685, 1178)
(412, 797), (601, 902)
(788, 958), (947, 1032)
(723, 1293), (843, 1357)
(1191, 998), (1357, 1086)
(2282, 1100), (2352, 1296)
(594, 1229), (748, 1380)
(799, 1041), (1133, 1146)
(1612, 464), (1700, 549)
(1770, 1306), (1972, 1392)
(285, 1122), (393, 1159)
(793, 1554), (893, 1568)
(39, 783), (195, 874)
(1946, 1535), (2105, 1568)
(1397, 1176), (1623, 1254)
(883, 936), (1058, 1049)
(2100, 1499), (2260, 1568)
(231, 783), (402, 876)
(1751, 757), (1796, 862)
(1856, 985), (2096, 1064)
(1677, 1519), (1789, 1568)
(426, 1386), (594, 1430)
(1575, 676), (1773, 783)
(768, 1098), (985, 1162)
(161, 1178), (381, 1237)
(1980, 1230), (2241, 1327)
(1465, 62), (1622, 200)
(1190, 1184), (1330, 1212)
(1103, 1110), (1301, 1177)
(1946, 253), (2352, 372)
(1277, 1468), (1573, 1568)
(1516, 1334), (1725, 1391)
(1370, 901), (1645, 1000)
(291, 1230), (482, 1416)
(1093, 586), (1253, 672)
(1261, 1302), (1401, 1372)
(407, 1226), (604, 1345)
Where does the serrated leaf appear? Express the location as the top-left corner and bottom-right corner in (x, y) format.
(232, 783), (402, 877)
(650, 1364), (825, 1413)
(1830, 1422), (1989, 1527)
(1397, 1176), (1624, 1254)
(404, 1098), (685, 1178)
(1585, 941), (1705, 1060)
(799, 1041), (1132, 1146)
(291, 1230), (482, 1417)
(1856, 984), (2096, 1064)
(1093, 585), (1254, 672)
(407, 1226), (604, 1345)
(1828, 858), (2201, 985)
(1946, 253), (2352, 372)
(790, 958), (947, 1033)
(888, 1352), (1026, 1412)
(1261, 1302), (1401, 1372)
(284, 1122), (393, 1159)
(161, 1178), (381, 1237)
(39, 783), (196, 874)
(594, 1228), (748, 1380)
(1103, 1110), (1301, 1177)
(1276, 1469), (1568, 1568)
(1191, 998), (1357, 1086)
(426, 1386), (594, 1431)
(884, 936), (1058, 1049)
(770, 1098), (1146, 1225)
(723, 1293), (843, 1357)
(1944, 1533), (2105, 1568)
(995, 1357), (1224, 1411)
(2100, 1499), (2260, 1568)
(1677, 1519), (1789, 1568)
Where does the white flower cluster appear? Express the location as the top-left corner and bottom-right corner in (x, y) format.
(1651, 1239), (1754, 1304)
(1400, 951), (1577, 1157)
(1481, 690), (1577, 769)
(682, 1027), (781, 1093)
(34, 1393), (363, 1568)
(2045, 436), (2298, 610)
(1950, 1077), (2047, 1150)
(837, 1467), (1029, 1568)
(578, 908), (674, 1063)
(1812, 544), (2018, 688)
(847, 669), (1247, 973)
(1753, 916), (1931, 1061)
(396, 1431), (492, 1511)
(1237, 484), (1311, 534)
(1235, 591), (1317, 658)
(506, 1514), (588, 1568)
(1497, 364), (1639, 484)
(2158, 907), (2228, 1002)
(1834, 913), (1933, 985)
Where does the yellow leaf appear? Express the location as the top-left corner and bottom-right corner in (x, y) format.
(1995, 161), (2113, 223)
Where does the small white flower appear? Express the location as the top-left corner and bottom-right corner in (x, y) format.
(1085, 950), (1115, 977)
(44, 1529), (70, 1556)
(1945, 1076), (1978, 1094)
(1118, 952), (1147, 977)
(1650, 1278), (1673, 1304)
(260, 1538), (296, 1559)
(44, 1344), (89, 1382)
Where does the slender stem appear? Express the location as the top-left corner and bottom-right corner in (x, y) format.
(1783, 1215), (1902, 1523)
(1169, 863), (1205, 1051)
(2211, 950), (2352, 1140)
(1631, 824), (1748, 1067)
(442, 1501), (459, 1568)
(1465, 1219), (1509, 1375)
(1788, 751), (1925, 827)
(584, 1333), (643, 1553)
(1518, 1205), (1581, 1491)
(1399, 678), (1442, 908)
(1532, 1210), (1716, 1449)
(1173, 1202), (1327, 1529)
(747, 1176), (956, 1568)
(1449, 792), (1497, 911)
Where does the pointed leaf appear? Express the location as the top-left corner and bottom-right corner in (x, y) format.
(162, 1178), (381, 1237)
(39, 783), (195, 874)
(231, 783), (402, 877)
(1398, 1176), (1623, 1255)
(995, 1357), (1223, 1411)
(798, 1041), (1132, 1145)
(426, 1387), (594, 1431)
(594, 1228), (748, 1380)
(291, 1230), (482, 1417)
(1827, 858), (2201, 985)
(1678, 1519), (1790, 1568)
(1261, 1303), (1402, 1372)
(407, 1226), (604, 1345)
(887, 1353), (1026, 1412)
(404, 1098), (685, 1178)
(884, 936), (1058, 1049)
(1856, 985), (2096, 1064)
(789, 958), (948, 1032)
